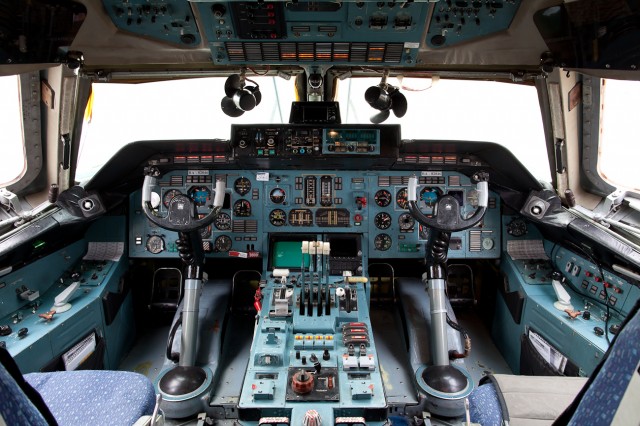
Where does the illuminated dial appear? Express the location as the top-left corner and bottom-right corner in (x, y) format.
(374, 234), (392, 251)
(162, 189), (182, 208)
(374, 212), (392, 230)
(214, 235), (232, 252)
(466, 189), (480, 208)
(188, 186), (211, 207)
(234, 177), (251, 196)
(214, 212), (231, 230)
(269, 188), (286, 204)
(288, 209), (313, 226)
(374, 189), (392, 207)
(398, 213), (415, 231)
(146, 235), (165, 254)
(269, 209), (287, 226)
(396, 188), (408, 209)
(233, 199), (251, 217)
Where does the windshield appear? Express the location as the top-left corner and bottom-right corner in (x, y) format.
(599, 79), (640, 192)
(0, 75), (25, 186)
(76, 76), (297, 183)
(77, 76), (550, 183)
(339, 77), (550, 182)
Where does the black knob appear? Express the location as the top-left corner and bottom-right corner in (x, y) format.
(582, 311), (591, 320)
(594, 326), (604, 336)
(309, 353), (318, 363)
(551, 271), (562, 281)
(0, 341), (5, 349)
(17, 328), (28, 338)
(609, 324), (621, 335)
(301, 355), (307, 365)
(296, 350), (301, 359)
(313, 361), (321, 374)
(323, 349), (330, 360)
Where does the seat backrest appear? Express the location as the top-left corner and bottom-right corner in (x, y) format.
(0, 348), (55, 426)
(565, 301), (640, 425)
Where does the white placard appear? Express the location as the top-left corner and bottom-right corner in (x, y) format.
(188, 170), (209, 175)
(83, 242), (124, 261)
(421, 171), (443, 176)
(256, 172), (270, 182)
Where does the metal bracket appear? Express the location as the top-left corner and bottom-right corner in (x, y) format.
(0, 188), (24, 215)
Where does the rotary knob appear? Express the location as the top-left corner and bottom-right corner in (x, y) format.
(291, 370), (314, 394)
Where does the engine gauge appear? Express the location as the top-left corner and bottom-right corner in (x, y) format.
(288, 209), (313, 226)
(234, 177), (251, 196)
(214, 235), (232, 252)
(269, 188), (286, 204)
(188, 186), (211, 207)
(269, 209), (287, 226)
(163, 189), (182, 208)
(374, 189), (392, 207)
(374, 212), (392, 229)
(233, 199), (251, 217)
(214, 212), (231, 230)
(396, 188), (408, 209)
(146, 235), (165, 254)
(398, 213), (415, 231)
(374, 233), (392, 251)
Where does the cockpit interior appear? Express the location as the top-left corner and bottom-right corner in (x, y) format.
(0, 1), (639, 425)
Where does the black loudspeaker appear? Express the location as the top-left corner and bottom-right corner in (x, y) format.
(221, 74), (261, 117)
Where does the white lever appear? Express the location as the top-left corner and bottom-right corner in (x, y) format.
(551, 272), (573, 311)
(52, 281), (82, 313)
(213, 179), (226, 208)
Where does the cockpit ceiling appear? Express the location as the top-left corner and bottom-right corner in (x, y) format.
(2, 0), (639, 77)
(0, 0), (574, 73)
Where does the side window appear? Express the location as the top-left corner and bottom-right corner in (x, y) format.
(0, 75), (25, 186)
(599, 79), (640, 192)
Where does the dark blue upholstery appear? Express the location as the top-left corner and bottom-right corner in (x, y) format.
(24, 370), (156, 426)
(567, 306), (640, 425)
(0, 362), (49, 426)
(468, 381), (503, 426)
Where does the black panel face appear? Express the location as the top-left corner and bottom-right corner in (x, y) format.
(535, 1), (640, 70)
(0, 0), (87, 64)
(230, 2), (287, 40)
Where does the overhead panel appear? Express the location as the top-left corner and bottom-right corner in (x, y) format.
(102, 0), (202, 46)
(196, 0), (431, 66)
(426, 0), (522, 48)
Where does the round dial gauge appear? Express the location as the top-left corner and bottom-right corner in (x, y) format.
(269, 209), (287, 226)
(482, 237), (495, 250)
(234, 177), (251, 196)
(420, 187), (442, 207)
(466, 189), (480, 208)
(374, 234), (392, 251)
(507, 218), (528, 237)
(188, 186), (211, 206)
(398, 213), (415, 231)
(214, 212), (231, 230)
(214, 235), (232, 252)
(146, 235), (165, 254)
(233, 199), (251, 217)
(163, 189), (182, 208)
(374, 212), (392, 229)
(419, 187), (442, 216)
(396, 188), (408, 209)
(374, 189), (392, 207)
(269, 188), (286, 204)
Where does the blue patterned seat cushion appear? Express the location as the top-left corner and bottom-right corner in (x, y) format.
(25, 370), (156, 426)
(468, 381), (503, 426)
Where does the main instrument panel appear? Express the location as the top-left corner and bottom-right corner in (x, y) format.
(129, 169), (501, 260)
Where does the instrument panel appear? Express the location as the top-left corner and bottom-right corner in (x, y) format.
(129, 170), (501, 260)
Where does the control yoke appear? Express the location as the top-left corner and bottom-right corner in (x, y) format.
(142, 169), (226, 232)
(407, 172), (489, 232)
